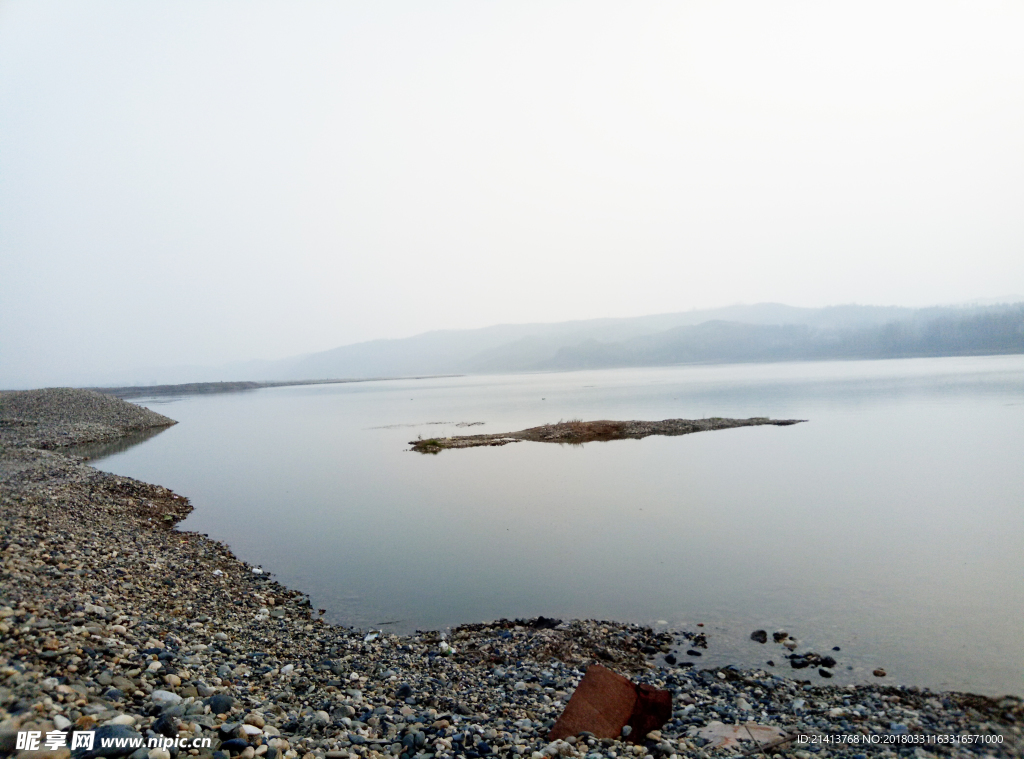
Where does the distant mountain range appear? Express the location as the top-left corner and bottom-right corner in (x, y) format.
(247, 301), (1024, 381)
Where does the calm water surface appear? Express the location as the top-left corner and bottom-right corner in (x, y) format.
(87, 356), (1024, 696)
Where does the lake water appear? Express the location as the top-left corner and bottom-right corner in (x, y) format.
(85, 356), (1024, 697)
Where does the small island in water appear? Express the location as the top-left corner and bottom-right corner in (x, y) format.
(410, 416), (805, 453)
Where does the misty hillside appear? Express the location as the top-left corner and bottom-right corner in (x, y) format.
(258, 302), (1024, 380)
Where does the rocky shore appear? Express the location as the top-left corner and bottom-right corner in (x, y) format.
(1, 389), (1020, 759)
(409, 418), (804, 453)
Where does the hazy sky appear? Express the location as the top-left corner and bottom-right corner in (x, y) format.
(2, 1), (1023, 387)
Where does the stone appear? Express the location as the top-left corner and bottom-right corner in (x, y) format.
(873, 668), (887, 677)
(243, 714), (265, 729)
(240, 724), (263, 741)
(207, 694), (234, 714)
(548, 664), (671, 744)
(218, 723), (240, 741)
(152, 714), (177, 738)
(749, 630), (768, 644)
(148, 750), (171, 759)
(151, 691), (181, 707)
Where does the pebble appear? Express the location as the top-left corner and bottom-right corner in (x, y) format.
(208, 694), (233, 714)
(244, 713), (265, 728)
(150, 690), (181, 707)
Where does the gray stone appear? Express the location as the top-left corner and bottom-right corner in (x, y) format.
(151, 690), (182, 707)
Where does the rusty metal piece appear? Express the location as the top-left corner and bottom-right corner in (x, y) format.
(548, 664), (671, 744)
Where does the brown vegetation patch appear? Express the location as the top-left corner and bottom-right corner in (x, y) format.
(410, 416), (805, 453)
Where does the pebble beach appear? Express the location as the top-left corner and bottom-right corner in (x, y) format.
(0, 389), (1020, 759)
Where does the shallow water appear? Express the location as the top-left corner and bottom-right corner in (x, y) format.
(88, 356), (1024, 696)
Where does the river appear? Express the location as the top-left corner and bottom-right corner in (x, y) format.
(86, 355), (1024, 696)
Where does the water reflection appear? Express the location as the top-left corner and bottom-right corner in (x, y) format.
(68, 425), (171, 461)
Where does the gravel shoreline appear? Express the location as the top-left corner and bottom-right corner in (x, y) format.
(0, 389), (1020, 759)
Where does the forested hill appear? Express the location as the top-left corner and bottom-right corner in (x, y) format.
(540, 305), (1024, 370)
(257, 302), (1024, 379)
